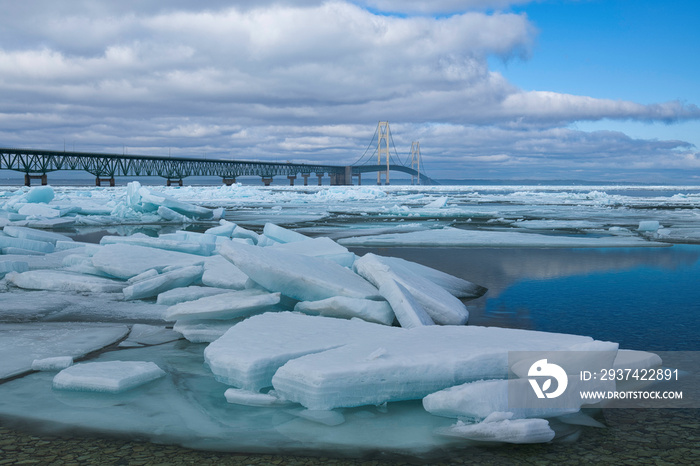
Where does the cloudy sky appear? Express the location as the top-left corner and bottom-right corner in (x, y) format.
(1, 0), (699, 182)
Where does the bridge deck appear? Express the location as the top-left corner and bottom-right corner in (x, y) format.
(0, 147), (433, 186)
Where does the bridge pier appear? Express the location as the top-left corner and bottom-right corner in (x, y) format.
(301, 174), (310, 186)
(166, 178), (183, 187)
(222, 177), (237, 186)
(317, 174), (323, 186)
(262, 176), (273, 186)
(288, 175), (296, 186)
(354, 173), (361, 185)
(96, 177), (115, 187)
(24, 174), (47, 186)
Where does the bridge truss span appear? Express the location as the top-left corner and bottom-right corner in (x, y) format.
(1, 123), (436, 186)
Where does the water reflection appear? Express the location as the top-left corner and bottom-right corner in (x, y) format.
(350, 245), (700, 351)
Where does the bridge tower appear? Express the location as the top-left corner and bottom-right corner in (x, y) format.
(410, 141), (421, 185)
(377, 121), (390, 185)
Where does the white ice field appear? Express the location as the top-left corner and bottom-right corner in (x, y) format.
(0, 181), (696, 456)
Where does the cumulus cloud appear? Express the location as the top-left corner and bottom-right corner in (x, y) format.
(0, 0), (698, 181)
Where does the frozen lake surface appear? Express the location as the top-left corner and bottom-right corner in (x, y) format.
(1, 182), (698, 459)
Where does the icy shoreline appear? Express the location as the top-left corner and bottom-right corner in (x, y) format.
(0, 183), (693, 456)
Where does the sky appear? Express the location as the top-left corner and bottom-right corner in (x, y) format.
(1, 0), (699, 183)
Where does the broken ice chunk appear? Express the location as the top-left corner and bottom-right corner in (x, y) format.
(157, 206), (190, 222)
(53, 361), (166, 393)
(1, 247), (44, 255)
(435, 414), (555, 444)
(17, 203), (61, 218)
(156, 285), (232, 306)
(201, 255), (249, 289)
(3, 226), (73, 245)
(173, 319), (242, 343)
(271, 325), (596, 410)
(379, 255), (486, 299)
(232, 225), (260, 244)
(638, 220), (660, 232)
(217, 241), (380, 302)
(422, 378), (598, 421)
(0, 260), (29, 278)
(100, 234), (215, 256)
(205, 219), (237, 237)
(378, 279), (434, 329)
(0, 323), (129, 380)
(31, 356), (74, 371)
(91, 243), (205, 279)
(294, 296), (395, 325)
(7, 270), (124, 293)
(354, 253), (468, 325)
(263, 223), (309, 243)
(203, 312), (398, 391)
(122, 265), (204, 300)
(271, 237), (356, 268)
(164, 289), (281, 321)
(0, 235), (55, 254)
(224, 388), (292, 407)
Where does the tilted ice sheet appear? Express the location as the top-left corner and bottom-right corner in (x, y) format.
(156, 285), (232, 306)
(204, 312), (399, 391)
(354, 253), (469, 325)
(217, 241), (380, 301)
(91, 243), (206, 279)
(123, 265), (203, 300)
(293, 296), (395, 325)
(0, 323), (129, 379)
(165, 290), (281, 321)
(379, 255), (486, 299)
(378, 279), (434, 329)
(7, 269), (125, 293)
(201, 255), (249, 289)
(272, 325), (596, 410)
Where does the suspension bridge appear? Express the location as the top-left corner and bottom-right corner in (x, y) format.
(0, 122), (436, 187)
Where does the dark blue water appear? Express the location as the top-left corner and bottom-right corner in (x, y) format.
(351, 245), (700, 352)
(483, 246), (700, 351)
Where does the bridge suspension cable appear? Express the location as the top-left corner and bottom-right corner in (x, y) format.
(350, 124), (379, 166)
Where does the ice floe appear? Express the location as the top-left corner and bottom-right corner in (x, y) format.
(31, 356), (74, 372)
(204, 312), (399, 391)
(339, 227), (670, 248)
(53, 361), (166, 393)
(0, 323), (129, 379)
(271, 324), (597, 410)
(435, 413), (555, 444)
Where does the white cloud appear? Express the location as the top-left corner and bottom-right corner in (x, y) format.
(0, 1), (698, 181)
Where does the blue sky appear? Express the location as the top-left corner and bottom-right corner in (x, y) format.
(493, 0), (700, 146)
(0, 0), (699, 182)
